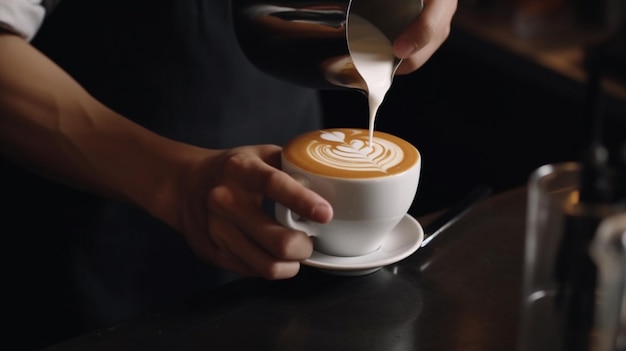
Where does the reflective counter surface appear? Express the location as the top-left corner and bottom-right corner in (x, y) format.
(44, 187), (527, 351)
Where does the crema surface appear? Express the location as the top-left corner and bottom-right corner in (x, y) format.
(283, 128), (419, 178)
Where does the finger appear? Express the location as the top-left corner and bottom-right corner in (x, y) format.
(225, 147), (333, 223)
(207, 214), (305, 279)
(394, 42), (438, 74)
(392, 0), (457, 60)
(265, 171), (333, 223)
(205, 164), (314, 274)
(186, 218), (258, 277)
(207, 182), (314, 262)
(234, 203), (315, 261)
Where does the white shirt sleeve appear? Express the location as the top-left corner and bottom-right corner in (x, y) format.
(0, 0), (46, 41)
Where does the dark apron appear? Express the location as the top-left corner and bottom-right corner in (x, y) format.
(5, 0), (322, 348)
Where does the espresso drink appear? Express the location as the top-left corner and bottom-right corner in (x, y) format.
(282, 128), (419, 178)
(347, 14), (396, 144)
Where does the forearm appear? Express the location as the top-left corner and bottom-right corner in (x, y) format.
(0, 32), (205, 225)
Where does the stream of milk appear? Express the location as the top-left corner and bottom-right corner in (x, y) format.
(347, 15), (397, 145)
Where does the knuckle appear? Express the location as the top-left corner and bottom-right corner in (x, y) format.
(206, 186), (224, 203)
(419, 19), (438, 41)
(222, 152), (249, 174)
(439, 24), (451, 41)
(206, 186), (222, 203)
(207, 186), (233, 211)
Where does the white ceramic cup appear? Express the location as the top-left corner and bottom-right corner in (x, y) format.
(275, 128), (421, 257)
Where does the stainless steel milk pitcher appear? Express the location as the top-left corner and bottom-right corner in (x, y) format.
(232, 0), (423, 92)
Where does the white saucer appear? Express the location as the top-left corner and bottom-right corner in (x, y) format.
(302, 214), (424, 276)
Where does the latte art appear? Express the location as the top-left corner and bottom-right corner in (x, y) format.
(309, 131), (403, 173)
(283, 128), (419, 178)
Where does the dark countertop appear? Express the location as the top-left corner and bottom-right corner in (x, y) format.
(44, 186), (528, 351)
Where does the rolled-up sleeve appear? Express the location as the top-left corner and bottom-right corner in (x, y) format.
(0, 0), (47, 41)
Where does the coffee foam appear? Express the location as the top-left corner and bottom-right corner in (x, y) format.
(283, 128), (419, 178)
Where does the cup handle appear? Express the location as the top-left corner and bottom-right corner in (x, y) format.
(274, 173), (318, 237)
(275, 202), (318, 237)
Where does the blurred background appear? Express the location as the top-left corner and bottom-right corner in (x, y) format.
(321, 0), (626, 216)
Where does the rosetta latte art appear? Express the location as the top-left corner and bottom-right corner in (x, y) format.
(307, 130), (404, 173)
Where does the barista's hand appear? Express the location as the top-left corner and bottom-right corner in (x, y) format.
(393, 0), (457, 74)
(0, 30), (332, 281)
(174, 145), (333, 280)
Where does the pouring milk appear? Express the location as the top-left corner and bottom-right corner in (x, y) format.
(347, 14), (397, 145)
